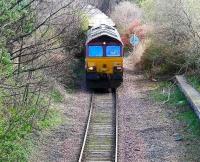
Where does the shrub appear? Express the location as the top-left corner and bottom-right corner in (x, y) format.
(139, 0), (200, 76)
(0, 0), (87, 161)
(140, 40), (186, 76)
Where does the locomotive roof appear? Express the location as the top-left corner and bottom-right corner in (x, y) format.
(86, 24), (123, 45)
(84, 5), (115, 27)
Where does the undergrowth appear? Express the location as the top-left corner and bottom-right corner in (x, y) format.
(186, 75), (200, 93)
(38, 109), (62, 130)
(51, 89), (63, 103)
(140, 41), (186, 77)
(0, 95), (63, 161)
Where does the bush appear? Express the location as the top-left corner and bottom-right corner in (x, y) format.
(0, 0), (87, 161)
(0, 104), (62, 161)
(140, 40), (186, 76)
(139, 0), (200, 76)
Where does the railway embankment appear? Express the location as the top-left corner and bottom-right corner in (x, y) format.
(176, 75), (200, 120)
(29, 83), (91, 162)
(117, 54), (200, 161)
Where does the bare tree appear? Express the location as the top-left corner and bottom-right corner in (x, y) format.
(0, 0), (89, 160)
(111, 1), (142, 33)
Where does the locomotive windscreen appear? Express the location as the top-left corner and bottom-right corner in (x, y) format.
(88, 46), (103, 57)
(106, 46), (121, 57)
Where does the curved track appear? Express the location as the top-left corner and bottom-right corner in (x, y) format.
(79, 89), (118, 162)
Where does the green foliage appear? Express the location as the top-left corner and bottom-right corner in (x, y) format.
(0, 105), (37, 161)
(0, 98), (62, 161)
(51, 89), (63, 103)
(0, 0), (33, 38)
(0, 18), (62, 158)
(0, 0), (84, 161)
(187, 75), (200, 92)
(0, 0), (34, 78)
(38, 109), (62, 129)
(177, 111), (200, 136)
(151, 82), (187, 107)
(0, 50), (13, 76)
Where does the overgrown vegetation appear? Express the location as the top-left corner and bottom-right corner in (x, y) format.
(51, 89), (63, 103)
(140, 0), (200, 76)
(187, 75), (200, 93)
(140, 41), (186, 76)
(0, 0), (89, 161)
(113, 1), (200, 77)
(111, 0), (200, 77)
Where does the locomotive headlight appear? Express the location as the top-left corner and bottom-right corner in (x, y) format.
(88, 66), (96, 71)
(116, 66), (122, 70)
(114, 66), (123, 72)
(88, 66), (94, 70)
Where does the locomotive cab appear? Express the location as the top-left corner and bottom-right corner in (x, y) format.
(85, 24), (123, 81)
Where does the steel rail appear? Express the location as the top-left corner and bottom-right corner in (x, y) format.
(78, 89), (117, 162)
(78, 93), (94, 162)
(113, 89), (118, 162)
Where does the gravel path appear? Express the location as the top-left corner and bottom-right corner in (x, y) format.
(29, 83), (90, 162)
(117, 55), (185, 162)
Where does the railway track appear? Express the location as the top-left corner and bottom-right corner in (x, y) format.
(79, 89), (118, 162)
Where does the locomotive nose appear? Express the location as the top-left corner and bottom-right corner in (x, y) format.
(101, 64), (108, 72)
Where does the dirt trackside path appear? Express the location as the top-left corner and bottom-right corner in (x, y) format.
(29, 83), (90, 162)
(117, 56), (185, 162)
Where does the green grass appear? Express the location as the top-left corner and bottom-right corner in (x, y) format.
(38, 109), (62, 129)
(187, 75), (200, 92)
(151, 82), (187, 107)
(177, 111), (200, 136)
(51, 89), (63, 103)
(151, 82), (200, 136)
